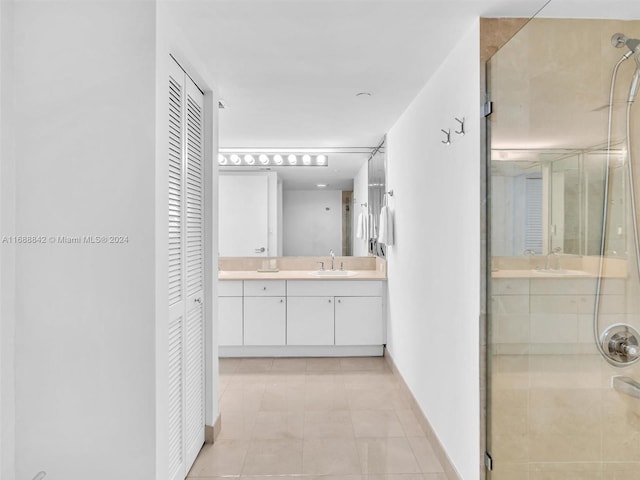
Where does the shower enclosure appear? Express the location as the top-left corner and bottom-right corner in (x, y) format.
(487, 15), (640, 480)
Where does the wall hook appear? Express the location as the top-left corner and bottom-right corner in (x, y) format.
(441, 129), (451, 145)
(454, 117), (465, 136)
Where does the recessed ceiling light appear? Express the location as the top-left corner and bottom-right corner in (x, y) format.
(316, 183), (328, 188)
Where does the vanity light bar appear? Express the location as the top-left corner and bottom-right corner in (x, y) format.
(218, 153), (328, 167)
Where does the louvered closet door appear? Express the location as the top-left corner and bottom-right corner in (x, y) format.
(167, 57), (205, 480)
(183, 76), (205, 470)
(168, 58), (186, 480)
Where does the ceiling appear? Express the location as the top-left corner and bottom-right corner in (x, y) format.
(167, 0), (640, 188)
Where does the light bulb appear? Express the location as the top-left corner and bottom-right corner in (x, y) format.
(244, 154), (255, 165)
(218, 154), (227, 165)
(302, 154), (311, 165)
(259, 154), (269, 165)
(273, 154), (283, 165)
(317, 155), (327, 165)
(230, 154), (241, 165)
(287, 154), (297, 165)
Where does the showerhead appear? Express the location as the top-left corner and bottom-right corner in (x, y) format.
(612, 33), (640, 102)
(612, 33), (640, 53)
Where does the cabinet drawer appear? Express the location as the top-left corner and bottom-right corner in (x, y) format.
(218, 280), (243, 297)
(244, 280), (286, 296)
(287, 280), (382, 297)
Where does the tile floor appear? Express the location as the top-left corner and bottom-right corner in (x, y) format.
(188, 356), (446, 480)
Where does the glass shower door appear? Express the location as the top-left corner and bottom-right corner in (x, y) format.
(487, 15), (640, 480)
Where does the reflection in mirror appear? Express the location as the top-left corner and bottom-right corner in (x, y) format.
(368, 138), (386, 258)
(491, 148), (626, 258)
(218, 150), (373, 257)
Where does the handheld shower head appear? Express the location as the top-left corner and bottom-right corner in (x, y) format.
(612, 33), (640, 102)
(629, 53), (640, 103)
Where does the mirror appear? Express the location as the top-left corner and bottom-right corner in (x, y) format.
(218, 152), (373, 257)
(491, 148), (627, 258)
(367, 140), (386, 258)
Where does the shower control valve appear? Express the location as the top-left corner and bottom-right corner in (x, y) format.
(601, 324), (640, 365)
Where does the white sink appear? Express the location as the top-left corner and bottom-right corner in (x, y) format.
(308, 270), (358, 277)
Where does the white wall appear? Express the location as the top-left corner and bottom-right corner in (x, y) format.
(385, 21), (481, 480)
(283, 190), (343, 256)
(0, 1), (16, 478)
(8, 2), (155, 479)
(352, 161), (369, 257)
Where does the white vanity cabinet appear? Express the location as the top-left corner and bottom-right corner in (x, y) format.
(287, 280), (384, 347)
(286, 296), (335, 345)
(218, 280), (243, 346)
(335, 296), (383, 345)
(243, 280), (286, 346)
(218, 278), (385, 356)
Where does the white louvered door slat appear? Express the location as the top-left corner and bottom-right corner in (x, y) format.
(167, 58), (186, 480)
(183, 78), (205, 470)
(168, 72), (183, 307)
(167, 315), (184, 480)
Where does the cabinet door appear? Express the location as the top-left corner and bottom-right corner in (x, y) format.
(287, 296), (334, 345)
(335, 296), (383, 345)
(244, 297), (286, 345)
(218, 297), (243, 346)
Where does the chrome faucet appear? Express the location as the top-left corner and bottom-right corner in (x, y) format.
(329, 249), (335, 270)
(545, 247), (562, 270)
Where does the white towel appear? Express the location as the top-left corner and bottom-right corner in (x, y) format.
(356, 212), (364, 239)
(378, 206), (394, 245)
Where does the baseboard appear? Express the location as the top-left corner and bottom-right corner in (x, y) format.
(205, 413), (222, 444)
(384, 348), (462, 480)
(219, 345), (384, 357)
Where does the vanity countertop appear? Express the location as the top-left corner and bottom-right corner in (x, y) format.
(218, 269), (387, 281)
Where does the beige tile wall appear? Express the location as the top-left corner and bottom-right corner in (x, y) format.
(490, 274), (640, 479)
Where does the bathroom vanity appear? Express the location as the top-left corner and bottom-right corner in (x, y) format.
(218, 257), (387, 357)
